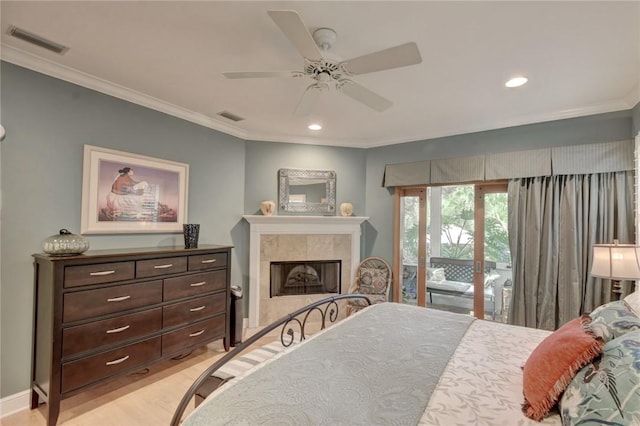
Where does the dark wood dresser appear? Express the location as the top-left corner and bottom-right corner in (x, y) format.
(31, 245), (233, 426)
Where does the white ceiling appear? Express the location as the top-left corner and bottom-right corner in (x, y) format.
(1, 1), (639, 148)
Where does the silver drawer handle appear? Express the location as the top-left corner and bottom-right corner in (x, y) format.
(106, 325), (130, 334)
(190, 281), (207, 287)
(201, 259), (217, 264)
(189, 330), (205, 337)
(154, 264), (173, 269)
(106, 355), (130, 366)
(90, 270), (116, 276)
(189, 305), (205, 312)
(107, 295), (131, 302)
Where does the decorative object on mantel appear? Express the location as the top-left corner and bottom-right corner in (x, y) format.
(340, 202), (354, 217)
(42, 229), (89, 256)
(183, 224), (200, 249)
(260, 200), (276, 216)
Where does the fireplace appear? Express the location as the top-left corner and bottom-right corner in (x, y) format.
(271, 260), (341, 297)
(243, 215), (368, 327)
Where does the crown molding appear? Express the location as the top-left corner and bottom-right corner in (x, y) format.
(0, 44), (249, 140)
(1, 44), (636, 149)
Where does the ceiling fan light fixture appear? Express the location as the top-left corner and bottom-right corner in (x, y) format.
(505, 76), (528, 88)
(308, 123), (322, 131)
(312, 28), (337, 51)
(230, 10), (421, 115)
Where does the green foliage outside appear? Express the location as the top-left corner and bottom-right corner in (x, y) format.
(402, 185), (510, 265)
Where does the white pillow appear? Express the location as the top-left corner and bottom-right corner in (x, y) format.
(624, 290), (640, 316)
(427, 267), (445, 282)
(484, 273), (500, 288)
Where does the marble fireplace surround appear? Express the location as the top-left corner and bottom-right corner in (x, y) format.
(243, 215), (368, 328)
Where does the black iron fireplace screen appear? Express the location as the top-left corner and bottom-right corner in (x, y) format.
(270, 260), (341, 297)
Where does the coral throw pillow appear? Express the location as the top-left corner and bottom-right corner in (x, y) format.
(522, 316), (603, 421)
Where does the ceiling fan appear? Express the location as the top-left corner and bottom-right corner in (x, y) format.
(223, 10), (423, 115)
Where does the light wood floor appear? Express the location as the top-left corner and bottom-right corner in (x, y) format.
(1, 333), (277, 426)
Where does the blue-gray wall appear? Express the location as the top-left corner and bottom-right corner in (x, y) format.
(0, 60), (636, 401)
(0, 63), (246, 397)
(243, 140), (366, 214)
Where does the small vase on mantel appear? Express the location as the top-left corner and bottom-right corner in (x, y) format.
(260, 200), (276, 216)
(340, 202), (354, 217)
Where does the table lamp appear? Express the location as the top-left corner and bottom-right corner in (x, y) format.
(591, 240), (640, 296)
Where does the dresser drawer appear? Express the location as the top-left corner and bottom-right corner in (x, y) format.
(136, 256), (187, 278)
(62, 308), (162, 358)
(64, 262), (135, 288)
(188, 252), (228, 271)
(61, 336), (161, 394)
(162, 316), (226, 356)
(162, 293), (226, 329)
(63, 280), (163, 323)
(163, 270), (226, 301)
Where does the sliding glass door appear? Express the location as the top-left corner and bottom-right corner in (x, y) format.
(394, 182), (511, 321)
(397, 187), (426, 306)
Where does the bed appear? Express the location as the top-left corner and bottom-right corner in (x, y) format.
(172, 293), (640, 426)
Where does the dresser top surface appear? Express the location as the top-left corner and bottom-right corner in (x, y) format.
(33, 244), (233, 262)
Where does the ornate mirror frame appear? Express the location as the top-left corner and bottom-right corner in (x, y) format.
(278, 168), (336, 215)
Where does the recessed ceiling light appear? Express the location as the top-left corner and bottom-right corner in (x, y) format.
(505, 76), (528, 88)
(308, 123), (322, 131)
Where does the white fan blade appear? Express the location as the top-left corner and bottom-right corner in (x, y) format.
(341, 42), (422, 75)
(223, 71), (295, 79)
(295, 85), (322, 116)
(338, 80), (392, 112)
(267, 10), (323, 61)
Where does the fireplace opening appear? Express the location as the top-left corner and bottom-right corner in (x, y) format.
(270, 260), (341, 297)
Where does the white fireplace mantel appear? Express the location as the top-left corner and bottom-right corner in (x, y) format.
(243, 215), (369, 328)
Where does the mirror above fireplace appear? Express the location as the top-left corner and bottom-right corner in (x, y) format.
(278, 168), (336, 215)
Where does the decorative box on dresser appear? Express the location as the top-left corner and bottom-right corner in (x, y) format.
(31, 245), (233, 426)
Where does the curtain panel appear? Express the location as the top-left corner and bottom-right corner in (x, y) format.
(507, 171), (635, 330)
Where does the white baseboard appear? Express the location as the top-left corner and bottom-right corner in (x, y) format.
(0, 389), (30, 419)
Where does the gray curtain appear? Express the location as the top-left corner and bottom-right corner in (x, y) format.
(507, 171), (634, 330)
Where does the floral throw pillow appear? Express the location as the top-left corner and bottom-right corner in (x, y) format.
(560, 329), (640, 425)
(589, 300), (640, 342)
(359, 267), (389, 293)
(351, 267), (389, 307)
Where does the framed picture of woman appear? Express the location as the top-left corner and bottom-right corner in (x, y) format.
(81, 145), (189, 234)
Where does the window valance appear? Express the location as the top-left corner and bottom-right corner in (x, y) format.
(382, 139), (633, 187)
(383, 160), (431, 186)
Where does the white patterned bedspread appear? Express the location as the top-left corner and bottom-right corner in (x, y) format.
(420, 319), (562, 425)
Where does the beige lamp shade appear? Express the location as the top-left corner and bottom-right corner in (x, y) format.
(591, 243), (640, 280)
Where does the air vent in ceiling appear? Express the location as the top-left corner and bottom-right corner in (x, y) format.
(7, 26), (69, 55)
(217, 111), (245, 122)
